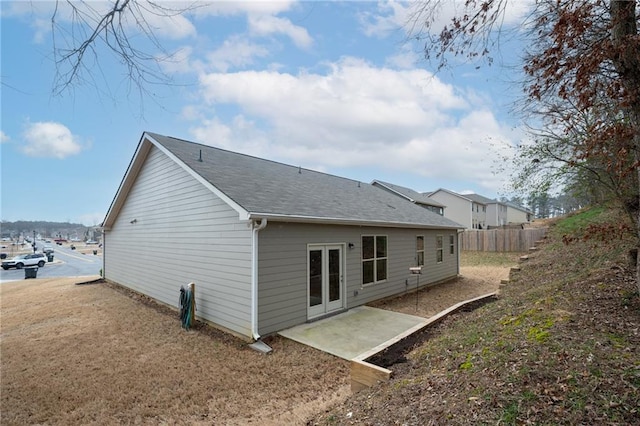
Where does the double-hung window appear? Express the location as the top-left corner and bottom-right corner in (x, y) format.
(449, 235), (455, 255)
(362, 235), (387, 285)
(436, 235), (443, 263)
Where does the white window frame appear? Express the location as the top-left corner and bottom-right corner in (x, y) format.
(416, 235), (425, 266)
(436, 235), (443, 263)
(361, 235), (388, 286)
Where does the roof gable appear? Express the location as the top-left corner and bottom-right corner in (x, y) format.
(429, 188), (473, 203)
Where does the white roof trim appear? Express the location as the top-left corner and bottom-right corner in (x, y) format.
(247, 212), (464, 230)
(103, 135), (152, 229)
(431, 188), (473, 203)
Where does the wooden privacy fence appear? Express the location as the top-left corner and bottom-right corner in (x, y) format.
(461, 228), (548, 252)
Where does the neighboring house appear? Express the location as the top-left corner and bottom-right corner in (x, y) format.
(464, 194), (507, 228)
(428, 190), (532, 229)
(506, 202), (534, 225)
(466, 194), (533, 227)
(427, 189), (482, 229)
(102, 132), (465, 341)
(371, 180), (445, 215)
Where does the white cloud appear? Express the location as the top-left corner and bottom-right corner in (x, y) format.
(4, 1), (197, 42)
(247, 14), (313, 49)
(206, 36), (271, 72)
(385, 48), (420, 70)
(138, 9), (196, 40)
(188, 57), (518, 194)
(358, 1), (412, 38)
(21, 122), (84, 159)
(0, 131), (9, 143)
(157, 46), (199, 74)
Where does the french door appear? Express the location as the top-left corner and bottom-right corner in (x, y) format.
(307, 244), (344, 319)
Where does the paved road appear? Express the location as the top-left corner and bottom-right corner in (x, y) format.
(0, 242), (102, 283)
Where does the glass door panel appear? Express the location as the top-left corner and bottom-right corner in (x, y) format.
(309, 249), (323, 308)
(328, 248), (340, 303)
(308, 245), (343, 318)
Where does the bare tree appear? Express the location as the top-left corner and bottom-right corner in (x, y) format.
(49, 0), (200, 99)
(407, 0), (640, 291)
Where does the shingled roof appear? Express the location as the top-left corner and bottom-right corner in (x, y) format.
(372, 180), (445, 208)
(104, 132), (464, 230)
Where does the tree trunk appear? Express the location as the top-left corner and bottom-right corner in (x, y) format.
(610, 0), (640, 293)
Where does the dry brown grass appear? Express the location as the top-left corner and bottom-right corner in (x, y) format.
(0, 253), (514, 425)
(312, 208), (640, 425)
(1, 277), (349, 425)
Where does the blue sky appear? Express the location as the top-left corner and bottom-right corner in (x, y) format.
(1, 1), (530, 225)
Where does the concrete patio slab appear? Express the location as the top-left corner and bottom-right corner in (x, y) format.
(278, 306), (428, 360)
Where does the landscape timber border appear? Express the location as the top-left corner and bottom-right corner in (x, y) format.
(350, 292), (499, 392)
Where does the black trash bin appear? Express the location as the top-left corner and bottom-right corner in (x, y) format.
(25, 267), (38, 279)
(47, 254), (54, 262)
(93, 250), (97, 255)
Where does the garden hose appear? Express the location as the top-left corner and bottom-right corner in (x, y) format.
(179, 285), (194, 330)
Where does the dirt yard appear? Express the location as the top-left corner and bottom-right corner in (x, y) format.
(0, 252), (518, 425)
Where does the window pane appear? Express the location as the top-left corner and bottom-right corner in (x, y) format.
(376, 236), (387, 258)
(416, 236), (424, 251)
(437, 250), (443, 263)
(376, 259), (387, 281)
(362, 260), (374, 284)
(417, 252), (424, 266)
(436, 236), (443, 249)
(362, 236), (374, 260)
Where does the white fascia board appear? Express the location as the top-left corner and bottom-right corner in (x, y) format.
(146, 133), (250, 221)
(103, 134), (153, 230)
(247, 212), (464, 230)
(434, 188), (473, 203)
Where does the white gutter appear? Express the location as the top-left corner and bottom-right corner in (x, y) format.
(251, 218), (267, 340)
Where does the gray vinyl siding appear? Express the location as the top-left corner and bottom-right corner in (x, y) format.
(104, 146), (253, 338)
(430, 191), (472, 229)
(507, 206), (529, 224)
(257, 222), (459, 336)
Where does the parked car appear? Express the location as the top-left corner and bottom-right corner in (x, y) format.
(2, 253), (47, 270)
(43, 245), (55, 254)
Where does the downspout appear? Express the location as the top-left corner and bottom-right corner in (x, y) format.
(251, 218), (267, 341)
(457, 229), (463, 275)
(101, 229), (106, 279)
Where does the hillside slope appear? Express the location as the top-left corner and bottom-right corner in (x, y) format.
(312, 208), (640, 425)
